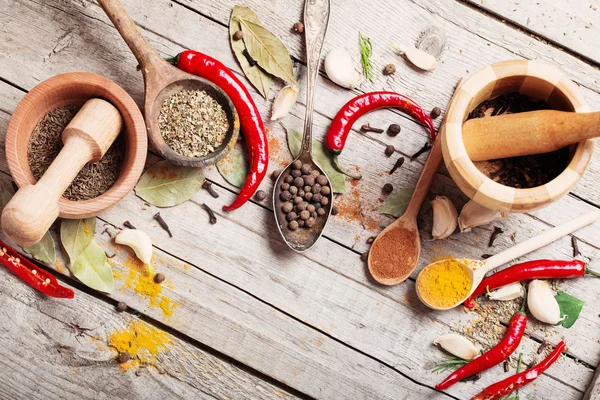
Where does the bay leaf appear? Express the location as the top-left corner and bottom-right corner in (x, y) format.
(282, 123), (346, 194)
(0, 181), (15, 208)
(134, 160), (205, 207)
(216, 148), (249, 188)
(379, 188), (416, 217)
(22, 230), (56, 267)
(70, 240), (114, 293)
(61, 217), (96, 266)
(555, 291), (584, 329)
(237, 18), (299, 88)
(230, 6), (272, 99)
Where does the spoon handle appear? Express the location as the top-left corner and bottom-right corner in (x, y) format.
(483, 210), (600, 274)
(301, 0), (330, 155)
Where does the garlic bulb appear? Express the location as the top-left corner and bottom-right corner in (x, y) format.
(458, 200), (507, 232)
(115, 229), (153, 267)
(270, 84), (299, 120)
(393, 44), (437, 71)
(488, 282), (522, 301)
(431, 196), (458, 240)
(434, 334), (479, 360)
(324, 47), (362, 89)
(528, 280), (563, 325)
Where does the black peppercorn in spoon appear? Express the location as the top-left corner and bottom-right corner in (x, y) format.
(273, 0), (332, 252)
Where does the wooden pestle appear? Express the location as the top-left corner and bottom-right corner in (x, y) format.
(2, 99), (123, 246)
(462, 110), (599, 161)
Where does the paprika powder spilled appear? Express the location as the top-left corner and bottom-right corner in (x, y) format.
(417, 258), (472, 309)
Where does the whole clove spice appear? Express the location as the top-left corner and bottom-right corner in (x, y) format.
(488, 227), (504, 247)
(153, 213), (173, 237)
(202, 203), (217, 224)
(572, 236), (580, 257)
(202, 181), (220, 198)
(461, 373), (481, 383)
(503, 360), (510, 372)
(242, 49), (258, 67)
(411, 143), (432, 161)
(537, 341), (548, 354)
(481, 254), (493, 259)
(390, 157), (405, 174)
(361, 123), (384, 133)
(124, 221), (136, 230)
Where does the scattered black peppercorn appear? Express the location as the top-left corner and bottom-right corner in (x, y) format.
(382, 183), (393, 194)
(154, 273), (166, 284)
(316, 175), (328, 186)
(289, 220), (299, 231)
(254, 190), (266, 201)
(382, 63), (396, 75)
(281, 182), (290, 191)
(293, 22), (304, 33)
(291, 169), (302, 178)
(293, 177), (304, 187)
(385, 145), (395, 156)
(387, 123), (401, 136)
(301, 164), (312, 175)
(271, 169), (281, 179)
(289, 186), (298, 195)
(118, 352), (131, 364)
(331, 206), (339, 215)
(233, 30), (243, 41)
(282, 202), (293, 213)
(116, 301), (127, 312)
(286, 212), (298, 221)
(430, 107), (442, 119)
(280, 191), (292, 202)
(284, 175), (294, 184)
(320, 186), (331, 195)
(292, 160), (302, 169)
(304, 175), (316, 186)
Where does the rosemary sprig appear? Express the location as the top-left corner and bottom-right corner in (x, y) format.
(358, 32), (374, 83)
(432, 355), (469, 374)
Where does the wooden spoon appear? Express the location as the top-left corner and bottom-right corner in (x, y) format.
(2, 99), (122, 246)
(416, 210), (600, 310)
(97, 0), (239, 167)
(463, 109), (600, 161)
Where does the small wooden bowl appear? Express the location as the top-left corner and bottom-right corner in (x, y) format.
(6, 72), (148, 219)
(442, 60), (594, 213)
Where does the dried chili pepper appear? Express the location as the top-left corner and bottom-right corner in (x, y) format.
(167, 50), (268, 211)
(325, 92), (436, 178)
(0, 239), (73, 298)
(463, 259), (599, 309)
(436, 301), (527, 390)
(471, 341), (565, 400)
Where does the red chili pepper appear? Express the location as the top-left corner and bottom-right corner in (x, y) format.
(0, 239), (74, 298)
(436, 305), (527, 390)
(325, 92), (436, 178)
(471, 341), (565, 400)
(169, 50), (268, 211)
(464, 259), (598, 308)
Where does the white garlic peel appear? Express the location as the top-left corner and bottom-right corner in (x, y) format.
(270, 84), (299, 120)
(115, 229), (153, 266)
(434, 334), (479, 360)
(458, 200), (507, 232)
(393, 44), (437, 71)
(488, 282), (522, 301)
(324, 47), (363, 89)
(431, 196), (458, 240)
(528, 280), (564, 325)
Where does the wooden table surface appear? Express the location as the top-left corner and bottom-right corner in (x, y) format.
(1, 0), (600, 399)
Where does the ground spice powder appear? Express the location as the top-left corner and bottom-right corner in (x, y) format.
(109, 320), (171, 371)
(369, 228), (418, 279)
(417, 258), (472, 309)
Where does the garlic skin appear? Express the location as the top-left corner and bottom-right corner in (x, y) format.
(434, 334), (479, 360)
(488, 282), (522, 301)
(324, 47), (363, 89)
(270, 84), (299, 120)
(458, 200), (507, 232)
(528, 280), (563, 325)
(431, 196), (458, 240)
(115, 229), (153, 267)
(393, 44), (437, 71)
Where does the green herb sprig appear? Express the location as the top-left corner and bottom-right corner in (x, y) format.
(432, 355), (469, 374)
(358, 32), (374, 83)
(501, 353), (523, 400)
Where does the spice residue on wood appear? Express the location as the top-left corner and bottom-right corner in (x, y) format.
(369, 228), (418, 279)
(468, 93), (570, 188)
(158, 89), (229, 158)
(109, 320), (171, 371)
(28, 105), (125, 201)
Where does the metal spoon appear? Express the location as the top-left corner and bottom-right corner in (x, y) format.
(416, 210), (600, 310)
(273, 0), (331, 252)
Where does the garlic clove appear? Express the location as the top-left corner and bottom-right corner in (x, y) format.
(394, 44), (437, 71)
(458, 200), (507, 232)
(434, 333), (479, 360)
(324, 47), (363, 89)
(528, 280), (563, 325)
(431, 196), (458, 240)
(270, 84), (299, 121)
(488, 282), (522, 301)
(115, 229), (153, 269)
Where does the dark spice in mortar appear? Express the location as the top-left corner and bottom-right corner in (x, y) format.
(28, 105), (125, 201)
(468, 93), (570, 188)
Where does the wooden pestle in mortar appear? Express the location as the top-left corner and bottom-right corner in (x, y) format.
(2, 99), (123, 246)
(462, 110), (599, 161)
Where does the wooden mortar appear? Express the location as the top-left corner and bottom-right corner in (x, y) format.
(441, 60), (594, 213)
